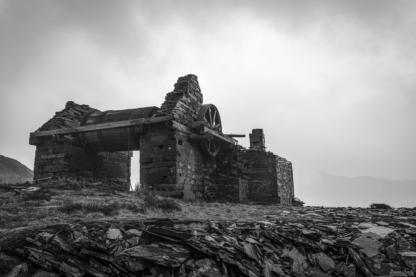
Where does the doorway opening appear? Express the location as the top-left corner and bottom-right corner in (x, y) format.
(130, 151), (140, 191)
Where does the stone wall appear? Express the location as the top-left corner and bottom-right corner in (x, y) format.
(205, 172), (248, 202)
(140, 75), (210, 200)
(33, 137), (131, 190)
(175, 129), (208, 200)
(215, 145), (294, 204)
(139, 123), (177, 193)
(277, 156), (294, 205)
(242, 149), (279, 204)
(31, 102), (131, 190)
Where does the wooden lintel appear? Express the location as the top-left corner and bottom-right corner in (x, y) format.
(29, 116), (173, 138)
(188, 134), (213, 142)
(29, 136), (44, 146)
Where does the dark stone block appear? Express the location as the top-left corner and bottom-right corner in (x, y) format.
(43, 165), (70, 173)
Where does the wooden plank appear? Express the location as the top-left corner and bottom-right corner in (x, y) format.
(29, 136), (44, 146)
(203, 126), (236, 145)
(30, 116), (173, 138)
(188, 134), (213, 142)
(33, 176), (53, 182)
(349, 249), (374, 277)
(30, 118), (145, 137)
(223, 134), (246, 138)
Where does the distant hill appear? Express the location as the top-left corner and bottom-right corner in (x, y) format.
(0, 155), (33, 184)
(296, 169), (416, 208)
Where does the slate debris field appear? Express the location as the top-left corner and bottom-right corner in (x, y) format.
(1, 206), (416, 277)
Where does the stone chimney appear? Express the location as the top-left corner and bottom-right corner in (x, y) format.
(249, 129), (266, 150)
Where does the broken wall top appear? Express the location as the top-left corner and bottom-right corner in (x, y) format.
(35, 101), (97, 132)
(155, 74), (203, 119)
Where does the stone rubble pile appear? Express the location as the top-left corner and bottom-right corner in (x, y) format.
(37, 101), (94, 132)
(1, 206), (416, 277)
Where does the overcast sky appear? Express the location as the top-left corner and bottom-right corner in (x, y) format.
(1, 0), (415, 206)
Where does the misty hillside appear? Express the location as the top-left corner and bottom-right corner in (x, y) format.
(296, 169), (416, 208)
(0, 155), (33, 184)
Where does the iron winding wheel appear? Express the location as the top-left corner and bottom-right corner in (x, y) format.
(197, 104), (222, 156)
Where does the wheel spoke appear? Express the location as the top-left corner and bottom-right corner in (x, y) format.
(213, 123), (221, 132)
(208, 109), (213, 127)
(212, 109), (217, 126)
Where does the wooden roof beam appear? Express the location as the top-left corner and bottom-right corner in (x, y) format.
(29, 115), (173, 138)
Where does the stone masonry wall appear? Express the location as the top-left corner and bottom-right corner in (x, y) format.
(33, 138), (131, 190)
(205, 172), (248, 202)
(154, 74), (203, 124)
(277, 157), (294, 205)
(140, 75), (209, 200)
(139, 123), (177, 193)
(210, 147), (248, 202)
(215, 146), (294, 204)
(175, 130), (207, 200)
(31, 101), (131, 190)
(139, 75), (295, 204)
(242, 149), (279, 204)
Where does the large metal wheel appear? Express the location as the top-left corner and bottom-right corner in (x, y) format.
(197, 104), (222, 156)
(197, 104), (222, 132)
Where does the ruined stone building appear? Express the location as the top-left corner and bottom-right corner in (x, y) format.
(29, 75), (294, 204)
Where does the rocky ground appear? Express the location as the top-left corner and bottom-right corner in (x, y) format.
(1, 181), (416, 277)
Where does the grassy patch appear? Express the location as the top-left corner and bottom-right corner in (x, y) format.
(22, 192), (51, 202)
(0, 206), (53, 228)
(0, 211), (21, 226)
(142, 193), (182, 213)
(135, 188), (182, 213)
(1, 181), (291, 228)
(40, 178), (88, 190)
(292, 197), (305, 207)
(57, 200), (142, 216)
